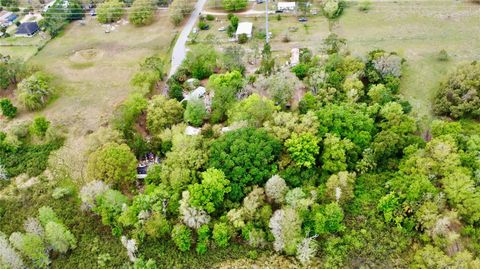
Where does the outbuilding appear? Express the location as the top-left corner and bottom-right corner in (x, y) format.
(277, 2), (296, 12)
(235, 22), (253, 39)
(0, 11), (17, 26)
(15, 22), (39, 37)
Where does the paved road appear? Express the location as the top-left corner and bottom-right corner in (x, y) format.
(169, 0), (208, 77)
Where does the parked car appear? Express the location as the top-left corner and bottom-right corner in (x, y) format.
(298, 17), (308, 22)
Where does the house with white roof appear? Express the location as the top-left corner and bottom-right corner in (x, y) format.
(277, 2), (296, 12)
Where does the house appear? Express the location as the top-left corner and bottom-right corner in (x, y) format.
(277, 2), (296, 12)
(15, 22), (39, 37)
(235, 22), (253, 39)
(0, 11), (17, 26)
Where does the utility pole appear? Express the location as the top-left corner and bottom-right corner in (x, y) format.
(265, 0), (269, 43)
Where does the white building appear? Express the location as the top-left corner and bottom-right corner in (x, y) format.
(235, 22), (253, 39)
(277, 2), (296, 12)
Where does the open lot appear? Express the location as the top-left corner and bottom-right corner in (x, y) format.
(1, 12), (177, 177)
(197, 1), (480, 119)
(0, 33), (50, 60)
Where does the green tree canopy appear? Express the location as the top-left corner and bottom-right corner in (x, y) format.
(209, 128), (281, 201)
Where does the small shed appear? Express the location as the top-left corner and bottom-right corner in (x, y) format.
(15, 22), (39, 37)
(185, 126), (201, 136)
(184, 86), (206, 102)
(235, 22), (253, 39)
(277, 2), (296, 12)
(290, 48), (300, 66)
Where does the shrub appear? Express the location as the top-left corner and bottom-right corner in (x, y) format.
(0, 98), (17, 119)
(171, 224), (192, 252)
(144, 212), (171, 239)
(358, 0), (371, 12)
(198, 20), (209, 30)
(237, 33), (248, 44)
(29, 116), (50, 138)
(206, 14), (215, 21)
(212, 223), (230, 248)
(196, 225), (210, 254)
(264, 175), (288, 204)
(52, 187), (73, 199)
(9, 232), (49, 268)
(437, 49), (449, 62)
(38, 206), (60, 226)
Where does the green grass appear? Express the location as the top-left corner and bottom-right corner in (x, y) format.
(0, 34), (50, 60)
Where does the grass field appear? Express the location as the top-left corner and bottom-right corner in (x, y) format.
(0, 33), (51, 60)
(1, 12), (177, 179)
(198, 1), (480, 120)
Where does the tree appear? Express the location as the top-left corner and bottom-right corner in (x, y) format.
(222, 0), (247, 11)
(208, 70), (245, 122)
(0, 98), (17, 119)
(321, 133), (354, 173)
(44, 222), (76, 253)
(285, 133), (320, 168)
(325, 171), (356, 204)
(182, 45), (218, 79)
(227, 94), (278, 127)
(171, 224), (192, 252)
(434, 62), (480, 119)
(169, 0), (193, 26)
(16, 72), (53, 111)
(265, 175), (288, 204)
(269, 207), (302, 255)
(263, 111), (319, 142)
(97, 0), (125, 24)
(0, 232), (24, 269)
(259, 43), (275, 75)
(314, 202), (345, 235)
(0, 55), (28, 90)
(209, 128), (281, 201)
(38, 206), (60, 227)
(160, 134), (207, 192)
(87, 143), (137, 187)
(316, 104), (376, 151)
(258, 71), (298, 107)
(9, 232), (49, 268)
(129, 0), (155, 26)
(146, 95), (184, 136)
(184, 99), (207, 127)
(221, 45), (246, 73)
(212, 223), (231, 247)
(93, 189), (129, 228)
(29, 116), (50, 138)
(196, 225), (210, 254)
(188, 168), (231, 213)
(41, 0), (84, 36)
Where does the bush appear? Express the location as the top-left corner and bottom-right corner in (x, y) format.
(206, 14), (215, 21)
(29, 116), (50, 138)
(0, 98), (17, 119)
(198, 20), (209, 30)
(45, 222), (77, 253)
(437, 49), (449, 61)
(237, 33), (248, 44)
(358, 0), (371, 12)
(146, 95), (184, 135)
(171, 224), (192, 252)
(212, 223), (230, 248)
